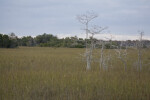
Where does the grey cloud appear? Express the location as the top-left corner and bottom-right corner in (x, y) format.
(0, 0), (150, 37)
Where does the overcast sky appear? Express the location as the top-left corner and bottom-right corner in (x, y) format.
(0, 0), (150, 40)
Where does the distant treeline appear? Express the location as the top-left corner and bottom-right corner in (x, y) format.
(0, 33), (150, 48)
(0, 33), (85, 48)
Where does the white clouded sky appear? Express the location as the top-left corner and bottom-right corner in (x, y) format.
(0, 0), (150, 40)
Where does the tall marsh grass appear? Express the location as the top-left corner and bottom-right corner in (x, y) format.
(0, 47), (150, 100)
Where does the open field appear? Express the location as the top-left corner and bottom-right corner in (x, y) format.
(0, 47), (150, 100)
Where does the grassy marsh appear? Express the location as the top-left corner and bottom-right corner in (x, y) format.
(0, 47), (150, 100)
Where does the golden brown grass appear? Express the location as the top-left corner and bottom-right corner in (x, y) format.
(0, 47), (150, 100)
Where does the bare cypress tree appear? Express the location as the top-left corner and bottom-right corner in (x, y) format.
(77, 11), (98, 70)
(99, 35), (113, 70)
(102, 35), (113, 70)
(100, 40), (104, 69)
(89, 26), (107, 70)
(115, 41), (128, 71)
(137, 31), (144, 71)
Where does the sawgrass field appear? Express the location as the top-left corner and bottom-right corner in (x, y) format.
(0, 47), (150, 100)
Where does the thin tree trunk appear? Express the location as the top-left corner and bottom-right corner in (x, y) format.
(85, 23), (91, 70)
(138, 48), (142, 71)
(100, 42), (104, 69)
(86, 54), (91, 70)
